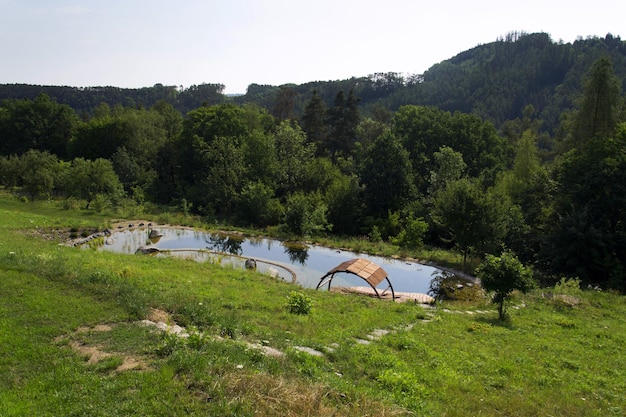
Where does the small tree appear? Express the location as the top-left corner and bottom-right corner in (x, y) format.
(68, 157), (124, 209)
(18, 150), (58, 201)
(475, 250), (534, 320)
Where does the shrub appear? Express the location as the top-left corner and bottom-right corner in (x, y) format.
(475, 250), (534, 320)
(286, 291), (313, 315)
(553, 277), (582, 296)
(173, 301), (217, 328)
(390, 215), (428, 249)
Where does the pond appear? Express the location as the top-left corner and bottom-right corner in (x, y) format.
(99, 227), (441, 295)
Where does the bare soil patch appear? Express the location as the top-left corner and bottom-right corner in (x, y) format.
(148, 308), (171, 324)
(58, 324), (148, 372)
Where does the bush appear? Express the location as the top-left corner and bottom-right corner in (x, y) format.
(475, 250), (534, 320)
(173, 301), (217, 328)
(390, 214), (428, 249)
(553, 277), (582, 296)
(282, 192), (330, 236)
(286, 291), (313, 315)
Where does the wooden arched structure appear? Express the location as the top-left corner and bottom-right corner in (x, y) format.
(316, 258), (396, 300)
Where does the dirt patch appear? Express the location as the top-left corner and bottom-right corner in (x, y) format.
(59, 324), (148, 373)
(70, 341), (112, 364)
(148, 308), (171, 324)
(76, 324), (114, 333)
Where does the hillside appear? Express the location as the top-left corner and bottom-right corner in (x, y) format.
(1, 32), (624, 134)
(1, 193), (625, 416)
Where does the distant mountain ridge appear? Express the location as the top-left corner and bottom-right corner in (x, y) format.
(1, 32), (624, 134)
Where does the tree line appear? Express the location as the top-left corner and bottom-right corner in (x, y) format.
(2, 33), (624, 137)
(1, 52), (625, 292)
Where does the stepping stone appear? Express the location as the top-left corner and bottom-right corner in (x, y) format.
(257, 345), (284, 358)
(294, 346), (324, 357)
(368, 329), (389, 339)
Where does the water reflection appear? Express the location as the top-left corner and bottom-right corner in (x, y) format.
(96, 227), (441, 293)
(283, 243), (309, 265)
(205, 232), (243, 255)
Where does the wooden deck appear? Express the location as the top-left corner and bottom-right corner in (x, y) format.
(331, 286), (435, 304)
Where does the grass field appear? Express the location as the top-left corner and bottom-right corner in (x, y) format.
(1, 193), (624, 416)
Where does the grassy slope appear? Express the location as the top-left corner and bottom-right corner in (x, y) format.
(0, 194), (624, 416)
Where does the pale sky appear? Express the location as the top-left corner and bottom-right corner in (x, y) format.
(0, 0), (624, 94)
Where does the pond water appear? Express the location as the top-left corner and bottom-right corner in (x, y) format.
(99, 227), (441, 294)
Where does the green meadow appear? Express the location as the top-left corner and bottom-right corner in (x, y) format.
(0, 194), (624, 416)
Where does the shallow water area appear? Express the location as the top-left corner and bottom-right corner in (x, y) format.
(100, 227), (440, 294)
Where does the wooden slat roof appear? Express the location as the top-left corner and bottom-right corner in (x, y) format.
(326, 258), (388, 287)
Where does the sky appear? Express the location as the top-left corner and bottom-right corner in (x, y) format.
(0, 0), (624, 95)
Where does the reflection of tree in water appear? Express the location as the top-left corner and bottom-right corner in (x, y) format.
(283, 242), (309, 265)
(205, 233), (243, 255)
(246, 236), (265, 248)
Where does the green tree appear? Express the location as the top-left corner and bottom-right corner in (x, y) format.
(0, 155), (21, 189)
(324, 173), (363, 235)
(175, 104), (250, 213)
(283, 191), (330, 236)
(0, 94), (77, 158)
(433, 178), (508, 267)
(390, 213), (429, 249)
(394, 105), (508, 190)
(236, 181), (282, 227)
(566, 56), (622, 149)
(326, 89), (360, 159)
(189, 135), (245, 217)
(271, 86), (296, 121)
(301, 90), (328, 154)
(241, 129), (278, 189)
(274, 121), (315, 197)
(428, 146), (466, 195)
(545, 125), (626, 289)
(475, 250), (534, 320)
(360, 130), (417, 219)
(151, 100), (183, 141)
(17, 150), (58, 201)
(500, 130), (552, 260)
(67, 158), (124, 209)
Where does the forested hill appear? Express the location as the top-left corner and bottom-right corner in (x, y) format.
(0, 83), (227, 118)
(1, 32), (624, 133)
(234, 32), (626, 134)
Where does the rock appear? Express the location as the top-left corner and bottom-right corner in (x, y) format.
(267, 267), (279, 278)
(135, 245), (160, 255)
(245, 258), (257, 270)
(149, 229), (164, 239)
(294, 346), (325, 357)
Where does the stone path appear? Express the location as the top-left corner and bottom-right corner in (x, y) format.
(134, 304), (525, 360)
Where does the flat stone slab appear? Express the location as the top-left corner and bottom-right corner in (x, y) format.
(367, 329), (390, 340)
(293, 346), (325, 357)
(253, 344), (285, 358)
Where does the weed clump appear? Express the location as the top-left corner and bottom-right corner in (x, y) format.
(286, 291), (313, 315)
